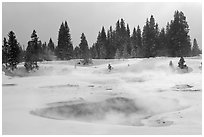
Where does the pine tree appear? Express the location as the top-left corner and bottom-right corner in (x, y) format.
(56, 22), (64, 59)
(191, 38), (201, 56)
(56, 21), (73, 60)
(125, 24), (131, 55)
(142, 19), (151, 58)
(114, 20), (122, 57)
(64, 21), (73, 59)
(120, 18), (128, 53)
(165, 22), (171, 56)
(136, 25), (142, 57)
(95, 27), (107, 59)
(149, 15), (157, 57)
(126, 24), (130, 37)
(7, 31), (21, 70)
(73, 46), (81, 59)
(24, 30), (40, 71)
(131, 27), (137, 47)
(130, 27), (137, 57)
(106, 26), (116, 59)
(42, 42), (49, 61)
(120, 19), (126, 37)
(122, 44), (129, 58)
(100, 27), (107, 58)
(2, 37), (9, 66)
(142, 15), (158, 57)
(157, 28), (168, 56)
(79, 33), (90, 64)
(168, 11), (191, 57)
(90, 43), (99, 59)
(37, 40), (43, 61)
(116, 20), (120, 35)
(48, 38), (55, 52)
(154, 23), (160, 55)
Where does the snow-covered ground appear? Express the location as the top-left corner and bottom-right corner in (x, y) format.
(2, 57), (202, 135)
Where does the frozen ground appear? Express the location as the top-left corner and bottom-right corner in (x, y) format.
(2, 57), (202, 135)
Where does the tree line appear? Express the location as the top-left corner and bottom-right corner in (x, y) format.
(2, 10), (201, 71)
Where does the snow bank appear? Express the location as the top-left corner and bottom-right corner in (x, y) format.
(2, 56), (202, 134)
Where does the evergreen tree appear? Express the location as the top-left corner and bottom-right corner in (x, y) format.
(126, 24), (130, 37)
(56, 21), (73, 60)
(114, 20), (122, 57)
(106, 26), (115, 59)
(142, 15), (158, 57)
(64, 21), (73, 59)
(90, 43), (99, 59)
(95, 27), (107, 59)
(157, 28), (168, 56)
(122, 44), (129, 58)
(131, 27), (137, 48)
(130, 27), (137, 58)
(165, 21), (171, 56)
(168, 11), (191, 57)
(7, 31), (21, 70)
(126, 24), (131, 55)
(42, 42), (47, 53)
(42, 42), (49, 61)
(55, 22), (64, 59)
(24, 30), (40, 71)
(154, 23), (160, 55)
(120, 18), (126, 37)
(142, 19), (151, 57)
(2, 37), (9, 66)
(120, 18), (128, 54)
(37, 40), (43, 61)
(48, 38), (55, 52)
(89, 11), (196, 59)
(149, 15), (157, 57)
(136, 25), (142, 57)
(191, 38), (201, 56)
(100, 27), (107, 58)
(73, 46), (81, 59)
(116, 20), (120, 35)
(79, 33), (90, 64)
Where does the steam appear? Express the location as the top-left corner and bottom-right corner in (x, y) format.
(30, 96), (184, 126)
(31, 97), (150, 125)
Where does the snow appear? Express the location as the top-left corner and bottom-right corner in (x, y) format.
(2, 57), (202, 135)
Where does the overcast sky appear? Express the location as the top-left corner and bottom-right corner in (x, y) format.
(2, 2), (202, 49)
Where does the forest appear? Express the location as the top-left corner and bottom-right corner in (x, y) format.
(2, 10), (202, 71)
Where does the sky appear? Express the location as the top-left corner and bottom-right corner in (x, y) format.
(2, 2), (202, 49)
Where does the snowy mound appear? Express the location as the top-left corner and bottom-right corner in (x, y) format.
(2, 63), (73, 77)
(175, 67), (193, 73)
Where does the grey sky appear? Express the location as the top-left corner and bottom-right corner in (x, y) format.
(2, 2), (202, 49)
